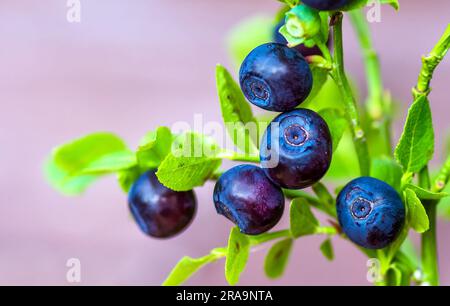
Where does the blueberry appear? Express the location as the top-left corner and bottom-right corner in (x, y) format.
(239, 43), (313, 112)
(260, 109), (332, 189)
(213, 165), (285, 235)
(128, 170), (196, 239)
(336, 177), (406, 249)
(302, 0), (353, 11)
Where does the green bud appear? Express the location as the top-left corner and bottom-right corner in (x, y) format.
(280, 4), (321, 47)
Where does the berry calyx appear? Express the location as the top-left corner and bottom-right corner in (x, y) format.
(273, 20), (324, 57)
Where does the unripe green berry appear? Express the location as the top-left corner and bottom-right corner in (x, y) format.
(282, 4), (321, 44)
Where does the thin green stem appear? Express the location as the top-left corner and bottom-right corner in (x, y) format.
(432, 155), (450, 193)
(315, 37), (333, 63)
(315, 226), (337, 235)
(284, 188), (337, 218)
(349, 10), (392, 156)
(330, 13), (371, 176)
(412, 25), (450, 286)
(349, 11), (384, 115)
(249, 229), (291, 246)
(312, 182), (337, 217)
(283, 189), (321, 205)
(219, 151), (260, 163)
(415, 25), (450, 97)
(418, 167), (439, 286)
(421, 201), (439, 285)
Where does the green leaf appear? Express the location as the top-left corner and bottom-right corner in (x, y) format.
(404, 184), (449, 200)
(215, 65), (258, 154)
(225, 227), (251, 285)
(137, 127), (173, 169)
(117, 166), (143, 193)
(264, 238), (293, 279)
(304, 67), (330, 104)
(318, 108), (347, 152)
(227, 16), (273, 67)
(156, 132), (222, 191)
(290, 198), (319, 238)
(395, 96), (434, 174)
(320, 238), (334, 261)
(52, 132), (128, 175)
(162, 248), (226, 286)
(405, 188), (430, 233)
(79, 151), (137, 175)
(370, 156), (403, 193)
(46, 132), (129, 195)
(44, 158), (97, 196)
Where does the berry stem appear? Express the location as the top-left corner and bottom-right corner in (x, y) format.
(315, 226), (337, 235)
(284, 189), (337, 218)
(330, 13), (371, 177)
(312, 183), (336, 216)
(218, 151), (260, 163)
(249, 229), (292, 245)
(418, 167), (439, 286)
(349, 10), (392, 156)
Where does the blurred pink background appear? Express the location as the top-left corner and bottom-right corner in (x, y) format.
(0, 0), (449, 285)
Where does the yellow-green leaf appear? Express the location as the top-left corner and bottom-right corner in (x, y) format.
(264, 238), (293, 279)
(405, 188), (430, 233)
(225, 227), (250, 285)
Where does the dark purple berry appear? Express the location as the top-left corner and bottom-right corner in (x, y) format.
(336, 177), (406, 249)
(260, 109), (332, 189)
(213, 165), (285, 235)
(302, 0), (353, 11)
(239, 43), (313, 112)
(128, 170), (196, 239)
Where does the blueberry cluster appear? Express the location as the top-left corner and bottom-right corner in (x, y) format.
(213, 1), (405, 249)
(127, 1), (406, 249)
(215, 37), (333, 235)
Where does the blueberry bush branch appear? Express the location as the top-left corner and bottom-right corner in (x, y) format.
(349, 10), (392, 156)
(329, 12), (370, 176)
(409, 24), (450, 286)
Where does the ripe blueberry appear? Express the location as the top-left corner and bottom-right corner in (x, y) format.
(260, 109), (332, 189)
(239, 43), (313, 112)
(273, 20), (323, 57)
(128, 170), (196, 239)
(213, 165), (285, 235)
(336, 177), (406, 249)
(302, 0), (353, 11)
